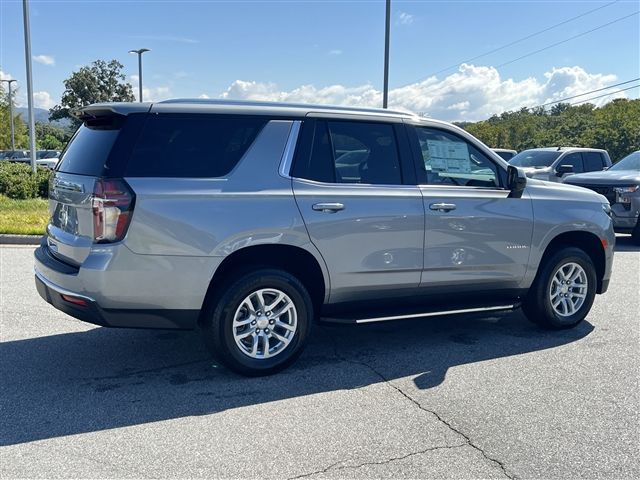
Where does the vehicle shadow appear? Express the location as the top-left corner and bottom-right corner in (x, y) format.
(0, 310), (593, 446)
(615, 234), (640, 252)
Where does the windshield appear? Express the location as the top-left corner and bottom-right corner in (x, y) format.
(509, 150), (562, 168)
(609, 151), (640, 171)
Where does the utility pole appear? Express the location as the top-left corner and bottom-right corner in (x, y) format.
(1, 79), (17, 150)
(383, 0), (391, 108)
(129, 48), (150, 102)
(22, 0), (36, 173)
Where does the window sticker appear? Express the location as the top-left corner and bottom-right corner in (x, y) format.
(425, 140), (471, 173)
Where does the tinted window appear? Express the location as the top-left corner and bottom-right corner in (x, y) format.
(294, 120), (402, 185)
(510, 150), (561, 167)
(126, 115), (267, 177)
(57, 125), (120, 176)
(559, 152), (584, 173)
(415, 127), (500, 188)
(495, 150), (515, 161)
(610, 151), (640, 170)
(329, 121), (401, 184)
(583, 152), (605, 172)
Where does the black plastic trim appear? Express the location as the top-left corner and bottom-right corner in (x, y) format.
(35, 274), (198, 330)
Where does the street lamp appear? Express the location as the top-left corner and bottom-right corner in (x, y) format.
(383, 0), (391, 108)
(128, 48), (150, 102)
(22, 0), (36, 173)
(1, 79), (17, 150)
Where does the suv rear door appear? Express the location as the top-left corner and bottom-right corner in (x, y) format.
(47, 111), (145, 265)
(406, 123), (534, 293)
(291, 117), (424, 303)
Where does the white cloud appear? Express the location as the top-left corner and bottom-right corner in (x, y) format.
(198, 93), (210, 99)
(33, 54), (55, 66)
(33, 91), (55, 109)
(132, 85), (171, 102)
(218, 64), (627, 122)
(0, 70), (14, 81)
(398, 12), (414, 25)
(328, 49), (343, 56)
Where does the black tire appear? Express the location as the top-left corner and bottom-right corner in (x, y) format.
(200, 269), (313, 376)
(631, 223), (640, 245)
(523, 247), (597, 329)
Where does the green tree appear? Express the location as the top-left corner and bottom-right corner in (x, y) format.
(49, 59), (135, 128)
(460, 99), (640, 161)
(0, 80), (29, 149)
(35, 122), (71, 150)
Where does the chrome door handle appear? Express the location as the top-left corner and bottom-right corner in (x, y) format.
(429, 202), (457, 212)
(312, 202), (345, 213)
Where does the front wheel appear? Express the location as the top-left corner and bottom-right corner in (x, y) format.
(201, 269), (313, 376)
(523, 247), (597, 329)
(631, 223), (640, 245)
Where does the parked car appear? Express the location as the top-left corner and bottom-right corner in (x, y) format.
(4, 150), (62, 169)
(509, 147), (611, 182)
(564, 151), (640, 243)
(492, 148), (517, 161)
(36, 150), (61, 169)
(0, 150), (29, 161)
(34, 100), (614, 376)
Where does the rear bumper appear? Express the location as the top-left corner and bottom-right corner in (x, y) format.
(34, 239), (203, 330)
(35, 270), (199, 329)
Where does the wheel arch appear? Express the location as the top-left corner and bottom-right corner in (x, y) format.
(538, 231), (606, 293)
(199, 244), (329, 325)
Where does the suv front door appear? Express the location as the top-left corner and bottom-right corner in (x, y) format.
(291, 118), (424, 303)
(407, 124), (534, 293)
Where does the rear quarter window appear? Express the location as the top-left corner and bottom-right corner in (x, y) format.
(56, 125), (120, 176)
(125, 114), (267, 177)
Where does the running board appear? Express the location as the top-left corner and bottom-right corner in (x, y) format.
(322, 304), (518, 324)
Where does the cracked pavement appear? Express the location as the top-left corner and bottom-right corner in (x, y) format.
(1, 239), (639, 478)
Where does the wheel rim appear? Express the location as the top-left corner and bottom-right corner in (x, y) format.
(549, 262), (588, 317)
(232, 288), (297, 360)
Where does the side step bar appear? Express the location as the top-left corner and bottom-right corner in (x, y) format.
(323, 304), (519, 324)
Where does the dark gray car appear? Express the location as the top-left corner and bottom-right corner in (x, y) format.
(564, 151), (640, 243)
(33, 100), (615, 375)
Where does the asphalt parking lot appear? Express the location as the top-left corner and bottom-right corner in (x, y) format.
(1, 239), (638, 479)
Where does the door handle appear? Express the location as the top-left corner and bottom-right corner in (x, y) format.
(429, 202), (457, 212)
(312, 202), (345, 213)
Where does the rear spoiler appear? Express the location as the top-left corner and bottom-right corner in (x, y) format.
(73, 103), (152, 123)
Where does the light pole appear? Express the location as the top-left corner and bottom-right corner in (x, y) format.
(1, 79), (17, 150)
(383, 0), (391, 108)
(22, 0), (36, 173)
(128, 48), (150, 102)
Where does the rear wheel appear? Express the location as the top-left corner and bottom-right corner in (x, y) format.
(201, 269), (313, 376)
(523, 247), (597, 329)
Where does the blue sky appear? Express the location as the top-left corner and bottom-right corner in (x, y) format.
(1, 0), (638, 121)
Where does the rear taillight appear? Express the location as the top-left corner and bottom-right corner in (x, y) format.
(91, 178), (135, 243)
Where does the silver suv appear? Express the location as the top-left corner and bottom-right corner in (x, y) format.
(509, 147), (612, 182)
(35, 100), (615, 375)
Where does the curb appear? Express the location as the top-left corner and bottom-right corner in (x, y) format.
(0, 234), (42, 246)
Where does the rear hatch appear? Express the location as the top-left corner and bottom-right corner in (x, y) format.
(47, 106), (147, 266)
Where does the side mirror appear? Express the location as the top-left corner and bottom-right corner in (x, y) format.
(556, 164), (574, 176)
(507, 165), (527, 198)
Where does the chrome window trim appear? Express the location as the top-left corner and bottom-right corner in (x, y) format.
(278, 120), (301, 179)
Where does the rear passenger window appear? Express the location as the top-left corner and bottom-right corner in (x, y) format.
(126, 115), (267, 177)
(293, 120), (402, 185)
(583, 152), (605, 172)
